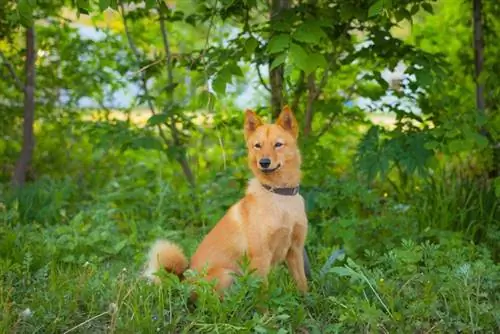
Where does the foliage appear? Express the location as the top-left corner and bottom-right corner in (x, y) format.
(1, 0), (499, 332)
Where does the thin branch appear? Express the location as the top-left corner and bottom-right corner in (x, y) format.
(256, 64), (271, 92)
(119, 1), (172, 147)
(196, 1), (217, 70)
(0, 50), (24, 92)
(158, 6), (196, 186)
(119, 2), (156, 114)
(314, 57), (335, 100)
(159, 12), (174, 98)
(316, 79), (359, 138)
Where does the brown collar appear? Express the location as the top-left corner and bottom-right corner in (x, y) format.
(262, 184), (300, 196)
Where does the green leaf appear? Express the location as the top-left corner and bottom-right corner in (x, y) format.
(415, 69), (433, 87)
(368, 0), (384, 17)
(424, 141), (439, 150)
(292, 20), (328, 45)
(227, 63), (243, 77)
(145, 0), (156, 10)
(329, 266), (353, 277)
(17, 0), (34, 27)
(99, 0), (110, 10)
(494, 177), (500, 198)
(421, 3), (434, 14)
(244, 37), (259, 56)
(309, 53), (327, 69)
(270, 53), (287, 70)
(212, 69), (231, 95)
(471, 132), (489, 149)
(130, 136), (163, 151)
(290, 43), (314, 74)
(267, 34), (290, 54)
(448, 139), (463, 153)
(147, 113), (169, 126)
(77, 0), (90, 14)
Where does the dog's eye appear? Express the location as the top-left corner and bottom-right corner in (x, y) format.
(274, 142), (283, 148)
(254, 143), (261, 149)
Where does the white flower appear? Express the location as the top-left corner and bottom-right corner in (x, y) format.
(108, 303), (118, 314)
(20, 308), (33, 318)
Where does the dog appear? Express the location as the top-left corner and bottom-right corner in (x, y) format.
(144, 105), (308, 296)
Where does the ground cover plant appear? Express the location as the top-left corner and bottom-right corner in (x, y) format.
(1, 0), (499, 333)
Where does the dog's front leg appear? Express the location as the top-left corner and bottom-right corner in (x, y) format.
(249, 253), (272, 281)
(286, 223), (308, 293)
(286, 245), (308, 293)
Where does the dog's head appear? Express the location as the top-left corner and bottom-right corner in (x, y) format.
(244, 105), (301, 186)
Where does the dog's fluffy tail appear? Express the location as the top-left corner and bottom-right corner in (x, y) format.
(143, 239), (189, 284)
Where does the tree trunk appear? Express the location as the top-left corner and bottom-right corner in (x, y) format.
(269, 0), (289, 119)
(158, 12), (196, 187)
(473, 0), (485, 112)
(13, 26), (36, 187)
(473, 0), (499, 178)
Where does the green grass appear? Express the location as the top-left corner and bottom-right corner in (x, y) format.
(1, 117), (499, 333)
(1, 176), (499, 333)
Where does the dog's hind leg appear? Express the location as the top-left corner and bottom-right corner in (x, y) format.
(206, 267), (235, 295)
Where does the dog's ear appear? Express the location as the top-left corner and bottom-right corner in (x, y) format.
(276, 105), (298, 138)
(244, 109), (263, 139)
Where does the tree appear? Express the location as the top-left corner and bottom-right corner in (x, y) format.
(0, 1), (38, 186)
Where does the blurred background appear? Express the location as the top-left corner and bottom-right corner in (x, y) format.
(1, 0), (499, 332)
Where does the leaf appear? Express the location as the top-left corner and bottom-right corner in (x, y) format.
(421, 3), (434, 14)
(309, 53), (327, 69)
(275, 314), (290, 321)
(424, 140), (439, 150)
(212, 69), (231, 95)
(290, 43), (315, 74)
(145, 0), (156, 10)
(448, 139), (463, 153)
(99, 0), (110, 10)
(17, 0), (34, 27)
(415, 69), (433, 87)
(267, 34), (290, 54)
(244, 37), (258, 56)
(329, 266), (353, 277)
(471, 132), (489, 149)
(77, 0), (90, 14)
(270, 53), (287, 70)
(147, 113), (169, 126)
(494, 177), (500, 198)
(130, 136), (163, 151)
(368, 0), (384, 17)
(292, 20), (328, 45)
(227, 63), (243, 77)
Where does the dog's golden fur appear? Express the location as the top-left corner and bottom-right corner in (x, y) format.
(144, 106), (308, 295)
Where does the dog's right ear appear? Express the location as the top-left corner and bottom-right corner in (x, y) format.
(244, 109), (263, 139)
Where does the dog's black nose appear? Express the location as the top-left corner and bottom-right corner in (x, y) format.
(259, 158), (271, 169)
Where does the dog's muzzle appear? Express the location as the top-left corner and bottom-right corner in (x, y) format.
(259, 163), (281, 174)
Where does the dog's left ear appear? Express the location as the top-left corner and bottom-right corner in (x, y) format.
(276, 105), (299, 138)
(244, 109), (263, 139)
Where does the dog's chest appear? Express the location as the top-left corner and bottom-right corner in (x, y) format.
(265, 195), (306, 263)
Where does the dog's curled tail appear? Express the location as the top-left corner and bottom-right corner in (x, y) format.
(143, 239), (189, 284)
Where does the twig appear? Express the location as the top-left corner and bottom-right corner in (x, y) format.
(119, 1), (172, 147)
(63, 311), (109, 334)
(314, 57), (335, 100)
(256, 64), (271, 92)
(158, 6), (196, 186)
(133, 57), (164, 75)
(316, 77), (360, 138)
(0, 50), (24, 92)
(159, 12), (174, 98)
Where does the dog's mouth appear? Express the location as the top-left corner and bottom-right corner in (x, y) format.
(259, 163), (282, 174)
